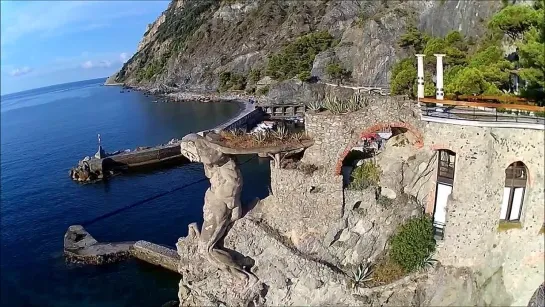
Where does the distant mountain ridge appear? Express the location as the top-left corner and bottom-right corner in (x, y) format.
(107, 0), (506, 94)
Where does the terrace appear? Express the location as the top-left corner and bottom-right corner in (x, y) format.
(419, 97), (545, 130)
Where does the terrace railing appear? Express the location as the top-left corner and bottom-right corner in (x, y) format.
(419, 98), (545, 129)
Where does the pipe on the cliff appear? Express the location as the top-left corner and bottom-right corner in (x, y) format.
(416, 54), (425, 99)
(434, 54), (446, 101)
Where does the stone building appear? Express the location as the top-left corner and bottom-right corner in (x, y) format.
(172, 94), (543, 306)
(297, 95), (544, 306)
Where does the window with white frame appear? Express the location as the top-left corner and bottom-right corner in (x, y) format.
(500, 162), (527, 221)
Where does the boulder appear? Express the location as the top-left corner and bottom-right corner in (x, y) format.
(380, 187), (397, 200)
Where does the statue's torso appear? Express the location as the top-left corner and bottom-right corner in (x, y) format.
(205, 158), (242, 200)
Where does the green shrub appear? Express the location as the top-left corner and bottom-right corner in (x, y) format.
(371, 257), (406, 285)
(390, 58), (417, 96)
(257, 85), (269, 96)
(218, 72), (247, 92)
(266, 31), (335, 81)
(348, 161), (381, 190)
(389, 216), (436, 272)
(326, 60), (352, 85)
(297, 70), (312, 82)
(248, 68), (262, 84)
(398, 25), (430, 52)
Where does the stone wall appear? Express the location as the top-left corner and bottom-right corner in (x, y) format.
(296, 99), (543, 305)
(420, 122), (545, 306)
(303, 95), (423, 173)
(250, 165), (343, 251)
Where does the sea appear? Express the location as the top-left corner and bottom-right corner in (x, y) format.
(0, 78), (271, 306)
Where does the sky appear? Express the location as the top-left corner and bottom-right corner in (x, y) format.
(0, 0), (170, 95)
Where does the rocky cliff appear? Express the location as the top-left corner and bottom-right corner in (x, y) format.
(107, 0), (505, 95)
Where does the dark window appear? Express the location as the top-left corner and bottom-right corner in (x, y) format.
(501, 162), (527, 221)
(437, 150), (456, 185)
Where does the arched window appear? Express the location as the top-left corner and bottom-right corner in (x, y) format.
(500, 162), (527, 221)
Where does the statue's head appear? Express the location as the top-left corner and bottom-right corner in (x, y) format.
(180, 133), (225, 165)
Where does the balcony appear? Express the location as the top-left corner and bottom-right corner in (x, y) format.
(419, 98), (545, 130)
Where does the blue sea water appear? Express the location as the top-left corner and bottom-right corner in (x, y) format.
(0, 78), (271, 306)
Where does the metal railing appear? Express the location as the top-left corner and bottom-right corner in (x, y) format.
(420, 104), (545, 125)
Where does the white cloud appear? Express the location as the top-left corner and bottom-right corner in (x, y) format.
(10, 66), (33, 77)
(81, 61), (93, 69)
(120, 52), (129, 63)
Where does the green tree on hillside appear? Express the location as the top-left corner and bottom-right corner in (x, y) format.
(326, 60), (352, 85)
(446, 67), (491, 95)
(468, 46), (513, 90)
(390, 58), (417, 96)
(266, 31), (335, 81)
(488, 4), (540, 40)
(398, 25), (430, 52)
(516, 2), (545, 102)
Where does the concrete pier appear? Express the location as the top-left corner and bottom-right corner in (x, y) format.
(70, 102), (264, 183)
(64, 225), (180, 273)
(70, 143), (189, 182)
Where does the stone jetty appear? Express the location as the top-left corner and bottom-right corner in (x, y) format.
(69, 140), (188, 183)
(69, 101), (264, 183)
(64, 225), (179, 273)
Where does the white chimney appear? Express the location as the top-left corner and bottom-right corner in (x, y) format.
(434, 54), (446, 101)
(416, 54), (425, 99)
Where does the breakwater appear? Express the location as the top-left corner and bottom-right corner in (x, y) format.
(70, 101), (265, 182)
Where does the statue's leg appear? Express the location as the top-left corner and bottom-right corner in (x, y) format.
(200, 201), (257, 286)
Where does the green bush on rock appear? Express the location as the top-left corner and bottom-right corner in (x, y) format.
(326, 60), (352, 85)
(389, 215), (436, 272)
(266, 31), (335, 81)
(348, 161), (381, 190)
(219, 72), (247, 92)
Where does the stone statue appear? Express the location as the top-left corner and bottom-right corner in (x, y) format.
(180, 133), (257, 286)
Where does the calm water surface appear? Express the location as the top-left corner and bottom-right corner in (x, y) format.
(0, 78), (271, 306)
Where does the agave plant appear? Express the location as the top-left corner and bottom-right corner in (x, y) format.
(323, 95), (348, 115)
(419, 252), (438, 271)
(253, 131), (268, 144)
(352, 261), (374, 289)
(290, 131), (306, 142)
(305, 99), (323, 112)
(346, 95), (361, 112)
(272, 124), (289, 141)
(226, 128), (244, 138)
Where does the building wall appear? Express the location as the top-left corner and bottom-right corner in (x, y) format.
(274, 99), (543, 305)
(422, 122), (544, 306)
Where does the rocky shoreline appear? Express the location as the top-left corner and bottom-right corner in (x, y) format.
(113, 82), (255, 104)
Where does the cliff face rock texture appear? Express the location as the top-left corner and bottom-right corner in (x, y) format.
(173, 96), (543, 306)
(107, 0), (504, 94)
